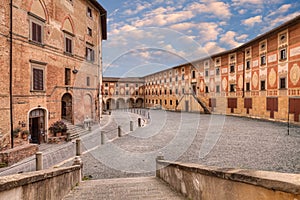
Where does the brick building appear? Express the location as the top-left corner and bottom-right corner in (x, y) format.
(0, 0), (106, 148)
(105, 15), (300, 125)
(102, 77), (145, 110)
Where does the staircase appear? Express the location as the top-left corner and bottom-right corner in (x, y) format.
(192, 93), (211, 114)
(63, 177), (185, 200)
(63, 120), (91, 140)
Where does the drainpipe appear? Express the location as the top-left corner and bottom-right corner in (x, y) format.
(242, 50), (245, 98)
(9, 0), (14, 148)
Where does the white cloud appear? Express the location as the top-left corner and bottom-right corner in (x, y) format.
(238, 9), (246, 14)
(232, 0), (263, 5)
(169, 22), (196, 31)
(267, 4), (291, 17)
(242, 15), (262, 27)
(186, 1), (232, 19)
(263, 11), (300, 31)
(203, 42), (226, 55)
(219, 31), (243, 48)
(198, 22), (222, 42)
(236, 34), (248, 41)
(123, 3), (151, 16)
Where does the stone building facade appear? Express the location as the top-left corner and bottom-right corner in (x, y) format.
(105, 15), (300, 125)
(0, 0), (106, 148)
(102, 77), (145, 110)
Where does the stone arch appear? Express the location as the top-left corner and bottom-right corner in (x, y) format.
(84, 94), (93, 119)
(28, 107), (48, 144)
(61, 93), (72, 122)
(127, 98), (135, 108)
(29, 0), (48, 21)
(136, 98), (144, 108)
(106, 98), (115, 110)
(116, 98), (126, 109)
(62, 15), (75, 34)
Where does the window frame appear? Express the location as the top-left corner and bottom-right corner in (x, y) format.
(87, 7), (93, 18)
(279, 77), (286, 89)
(29, 14), (45, 45)
(260, 80), (266, 91)
(260, 55), (266, 66)
(279, 48), (287, 61)
(31, 63), (46, 92)
(65, 68), (71, 85)
(86, 45), (95, 62)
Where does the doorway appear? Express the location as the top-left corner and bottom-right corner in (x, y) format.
(61, 93), (72, 121)
(29, 109), (45, 144)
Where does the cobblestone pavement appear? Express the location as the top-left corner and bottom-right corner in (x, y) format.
(76, 110), (300, 180)
(63, 177), (185, 200)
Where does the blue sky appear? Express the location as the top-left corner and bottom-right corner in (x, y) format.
(98, 0), (300, 77)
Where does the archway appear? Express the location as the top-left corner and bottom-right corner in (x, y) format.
(29, 109), (45, 144)
(127, 98), (135, 108)
(116, 98), (126, 109)
(136, 98), (144, 108)
(106, 98), (115, 110)
(61, 93), (72, 121)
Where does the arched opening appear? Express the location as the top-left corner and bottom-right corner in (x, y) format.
(127, 98), (135, 108)
(106, 98), (115, 110)
(61, 93), (72, 121)
(116, 98), (126, 109)
(29, 109), (45, 144)
(136, 98), (144, 108)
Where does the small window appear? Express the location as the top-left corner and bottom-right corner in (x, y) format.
(87, 7), (92, 18)
(205, 86), (209, 93)
(65, 35), (73, 54)
(205, 70), (209, 77)
(65, 68), (71, 85)
(135, 91), (138, 95)
(280, 49), (286, 60)
(182, 88), (185, 94)
(104, 90), (108, 95)
(86, 76), (90, 86)
(87, 27), (92, 36)
(170, 89), (172, 95)
(280, 77), (286, 89)
(126, 90), (129, 95)
(170, 100), (173, 105)
(246, 82), (250, 91)
(261, 80), (265, 90)
(175, 76), (178, 82)
(175, 89), (178, 94)
(30, 20), (43, 44)
(156, 99), (158, 104)
(260, 55), (266, 65)
(216, 67), (220, 76)
(164, 89), (167, 95)
(192, 71), (196, 79)
(116, 83), (118, 87)
(165, 100), (167, 105)
(230, 84), (235, 92)
(126, 83), (128, 87)
(230, 65), (235, 73)
(86, 46), (95, 62)
(136, 84), (138, 87)
(216, 85), (220, 93)
(182, 74), (184, 80)
(105, 83), (108, 87)
(169, 77), (172, 82)
(246, 60), (251, 70)
(176, 100), (179, 105)
(164, 78), (166, 83)
(116, 91), (119, 95)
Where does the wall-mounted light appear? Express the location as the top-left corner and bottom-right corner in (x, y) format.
(18, 121), (26, 127)
(72, 67), (78, 74)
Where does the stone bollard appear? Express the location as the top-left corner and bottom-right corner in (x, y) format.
(76, 139), (81, 156)
(130, 121), (133, 131)
(73, 156), (83, 180)
(118, 126), (121, 137)
(148, 112), (150, 119)
(66, 132), (71, 142)
(138, 118), (141, 127)
(156, 155), (164, 177)
(101, 131), (105, 144)
(36, 152), (43, 171)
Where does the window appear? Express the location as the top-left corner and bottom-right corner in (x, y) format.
(230, 84), (235, 92)
(136, 84), (138, 87)
(216, 85), (220, 93)
(230, 65), (235, 73)
(116, 91), (119, 95)
(280, 49), (286, 60)
(136, 91), (138, 95)
(30, 19), (43, 44)
(87, 27), (92, 36)
(205, 86), (209, 93)
(182, 88), (185, 94)
(246, 60), (251, 70)
(156, 100), (158, 104)
(192, 71), (196, 79)
(216, 67), (220, 76)
(170, 89), (172, 95)
(86, 77), (90, 86)
(260, 80), (265, 90)
(246, 82), (250, 91)
(86, 46), (95, 62)
(32, 68), (44, 91)
(176, 89), (178, 94)
(205, 70), (209, 77)
(126, 91), (129, 95)
(182, 74), (184, 80)
(175, 76), (178, 82)
(87, 7), (92, 18)
(104, 90), (108, 95)
(280, 77), (286, 89)
(105, 83), (108, 87)
(126, 83), (128, 87)
(165, 100), (167, 105)
(65, 35), (73, 54)
(169, 77), (172, 82)
(176, 100), (179, 105)
(164, 89), (167, 95)
(260, 55), (266, 65)
(65, 68), (71, 85)
(170, 100), (173, 105)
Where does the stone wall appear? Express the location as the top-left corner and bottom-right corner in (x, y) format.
(0, 165), (81, 200)
(156, 160), (300, 200)
(0, 144), (38, 166)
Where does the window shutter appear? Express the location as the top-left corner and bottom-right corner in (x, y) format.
(33, 68), (44, 90)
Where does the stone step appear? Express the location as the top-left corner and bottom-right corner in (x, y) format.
(63, 177), (185, 200)
(62, 120), (90, 140)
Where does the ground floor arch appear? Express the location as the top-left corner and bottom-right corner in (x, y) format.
(127, 98), (135, 108)
(61, 93), (72, 121)
(135, 98), (144, 108)
(29, 108), (46, 144)
(116, 98), (126, 109)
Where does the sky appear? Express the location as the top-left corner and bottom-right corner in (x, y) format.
(98, 0), (300, 77)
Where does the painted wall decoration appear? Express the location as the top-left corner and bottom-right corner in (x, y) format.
(290, 63), (300, 86)
(268, 68), (276, 87)
(222, 77), (227, 91)
(238, 75), (243, 89)
(252, 71), (258, 88)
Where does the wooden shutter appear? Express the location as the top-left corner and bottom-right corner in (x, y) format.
(33, 68), (43, 90)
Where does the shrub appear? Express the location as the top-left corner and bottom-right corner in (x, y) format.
(49, 121), (68, 134)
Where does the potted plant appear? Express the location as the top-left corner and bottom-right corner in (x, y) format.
(13, 127), (21, 138)
(21, 130), (29, 140)
(49, 120), (68, 137)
